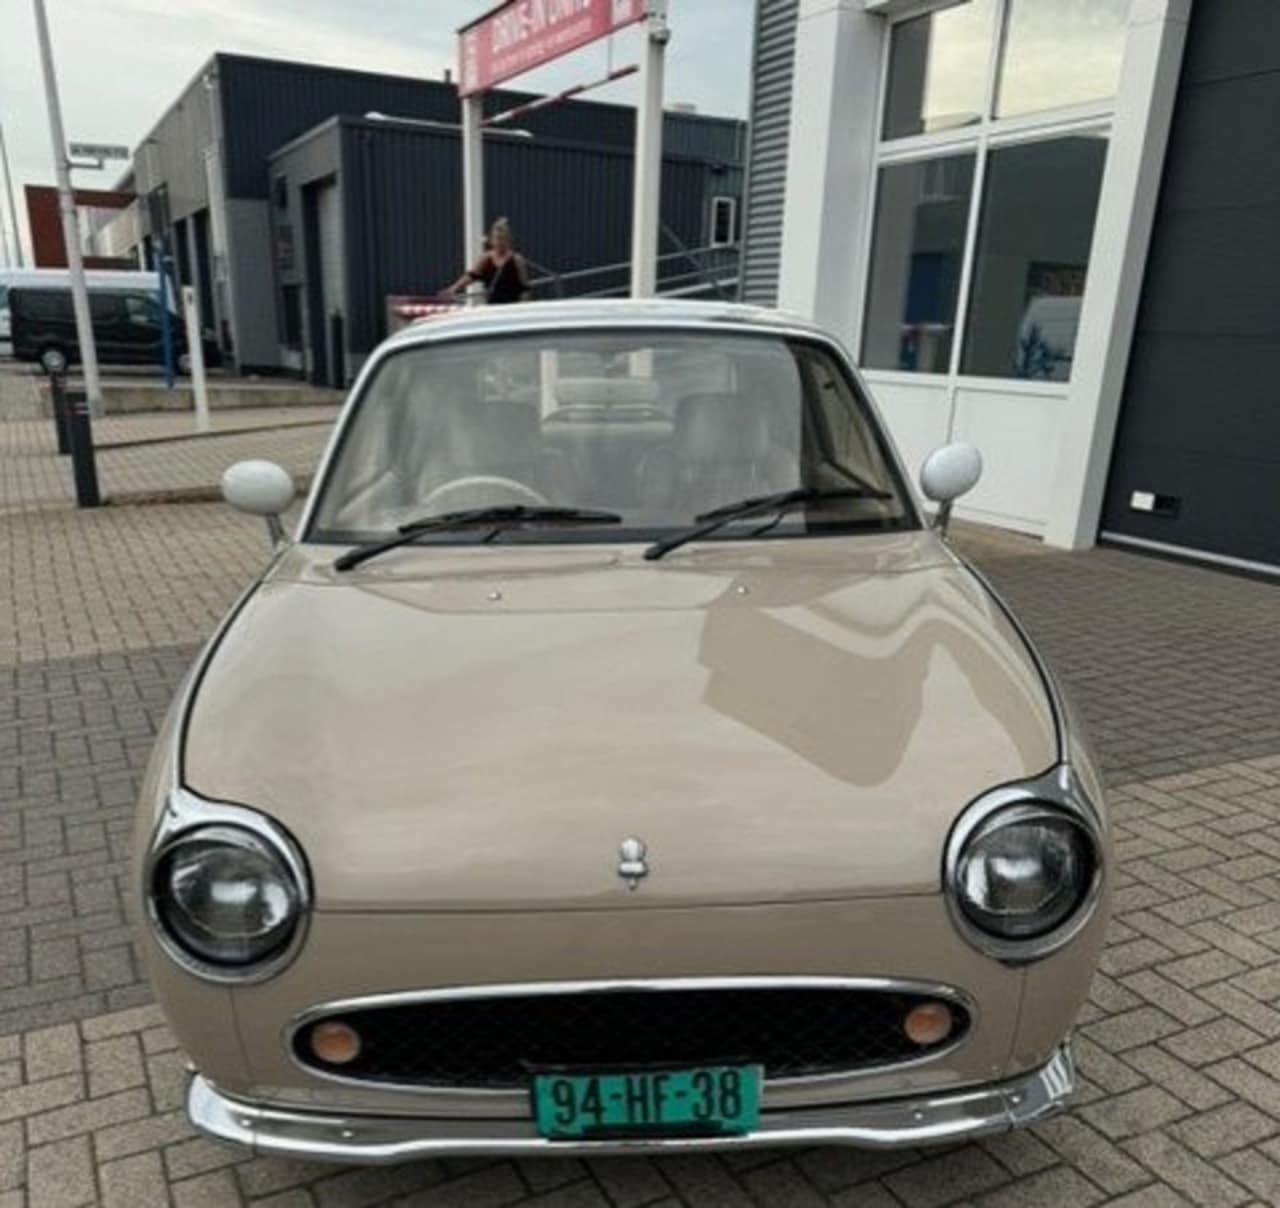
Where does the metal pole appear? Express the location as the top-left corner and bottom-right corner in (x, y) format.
(181, 285), (210, 433)
(157, 242), (175, 389)
(32, 0), (103, 413)
(0, 122), (22, 266)
(0, 187), (10, 266)
(461, 93), (486, 307)
(630, 0), (669, 298)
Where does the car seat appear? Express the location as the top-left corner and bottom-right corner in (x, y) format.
(639, 393), (797, 518)
(413, 400), (576, 506)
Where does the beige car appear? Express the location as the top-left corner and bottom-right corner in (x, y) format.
(134, 300), (1108, 1162)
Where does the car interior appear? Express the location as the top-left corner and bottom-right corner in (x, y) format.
(318, 337), (907, 538)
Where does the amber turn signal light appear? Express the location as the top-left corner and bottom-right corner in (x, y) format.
(903, 1001), (955, 1047)
(310, 1020), (362, 1065)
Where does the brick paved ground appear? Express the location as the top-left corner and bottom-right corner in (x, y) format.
(1, 501), (1279, 1206)
(0, 412), (337, 512)
(0, 505), (277, 666)
(0, 362), (339, 511)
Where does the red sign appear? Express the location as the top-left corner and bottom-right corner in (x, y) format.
(386, 296), (464, 334)
(458, 0), (647, 97)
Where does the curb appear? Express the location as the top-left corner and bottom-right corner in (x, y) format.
(0, 478), (316, 513)
(109, 476), (315, 507)
(95, 418), (334, 452)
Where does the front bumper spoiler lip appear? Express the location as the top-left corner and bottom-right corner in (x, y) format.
(188, 1043), (1075, 1163)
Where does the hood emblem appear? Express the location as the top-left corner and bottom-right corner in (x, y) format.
(618, 837), (649, 891)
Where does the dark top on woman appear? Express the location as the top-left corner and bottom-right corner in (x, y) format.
(470, 253), (527, 305)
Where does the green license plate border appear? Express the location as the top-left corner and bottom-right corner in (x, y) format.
(530, 1062), (764, 1141)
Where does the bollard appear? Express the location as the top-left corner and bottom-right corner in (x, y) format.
(49, 370), (72, 455)
(64, 377), (101, 508)
(181, 285), (211, 433)
(329, 312), (345, 389)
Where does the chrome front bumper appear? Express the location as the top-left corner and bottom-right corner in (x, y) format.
(188, 1044), (1075, 1163)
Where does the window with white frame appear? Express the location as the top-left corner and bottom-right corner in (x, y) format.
(710, 196), (738, 248)
(862, 0), (1129, 380)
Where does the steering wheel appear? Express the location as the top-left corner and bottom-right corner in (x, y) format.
(420, 475), (550, 514)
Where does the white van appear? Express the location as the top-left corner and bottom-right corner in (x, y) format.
(0, 268), (163, 356)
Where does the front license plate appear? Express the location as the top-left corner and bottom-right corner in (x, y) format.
(532, 1065), (762, 1140)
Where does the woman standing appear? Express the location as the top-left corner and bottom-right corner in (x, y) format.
(448, 218), (530, 305)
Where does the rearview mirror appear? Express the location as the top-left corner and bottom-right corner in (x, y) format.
(919, 443), (982, 536)
(221, 460), (295, 548)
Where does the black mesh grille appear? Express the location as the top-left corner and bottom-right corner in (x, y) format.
(295, 986), (969, 1089)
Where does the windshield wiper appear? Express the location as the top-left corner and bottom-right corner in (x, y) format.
(334, 506), (623, 572)
(643, 486), (889, 562)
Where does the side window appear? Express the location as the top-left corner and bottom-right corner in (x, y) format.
(22, 291), (63, 320)
(124, 294), (160, 327)
(91, 293), (124, 322)
(710, 197), (737, 248)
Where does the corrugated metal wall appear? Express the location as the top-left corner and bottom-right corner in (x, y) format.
(332, 121), (725, 356)
(219, 55), (743, 202)
(338, 124), (455, 357)
(220, 57), (456, 200)
(740, 0), (799, 307)
(131, 69), (219, 224)
(662, 114), (745, 164)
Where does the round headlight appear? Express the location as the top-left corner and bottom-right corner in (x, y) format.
(152, 825), (303, 967)
(955, 806), (1096, 941)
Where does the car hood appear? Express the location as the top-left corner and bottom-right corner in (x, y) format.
(183, 533), (1057, 911)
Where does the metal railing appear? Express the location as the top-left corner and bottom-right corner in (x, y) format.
(526, 239), (740, 304)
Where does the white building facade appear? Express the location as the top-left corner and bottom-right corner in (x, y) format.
(741, 0), (1280, 568)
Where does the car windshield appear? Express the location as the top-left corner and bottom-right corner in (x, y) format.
(308, 330), (915, 546)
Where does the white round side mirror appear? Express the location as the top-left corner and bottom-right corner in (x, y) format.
(222, 460), (295, 516)
(919, 443), (982, 535)
(221, 460), (295, 547)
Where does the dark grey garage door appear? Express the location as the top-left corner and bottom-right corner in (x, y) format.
(1100, 0), (1280, 573)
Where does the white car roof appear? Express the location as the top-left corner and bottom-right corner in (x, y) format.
(384, 299), (830, 350)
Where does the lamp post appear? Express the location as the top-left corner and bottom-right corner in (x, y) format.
(32, 0), (103, 414)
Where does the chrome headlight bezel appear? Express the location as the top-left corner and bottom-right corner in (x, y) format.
(944, 766), (1105, 965)
(144, 789), (311, 985)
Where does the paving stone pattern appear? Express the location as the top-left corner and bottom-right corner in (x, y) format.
(0, 504), (276, 665)
(961, 528), (1280, 783)
(0, 367), (339, 512)
(0, 417), (335, 512)
(1, 511), (1279, 1205)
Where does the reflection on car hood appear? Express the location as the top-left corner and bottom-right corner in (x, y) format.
(183, 533), (1057, 911)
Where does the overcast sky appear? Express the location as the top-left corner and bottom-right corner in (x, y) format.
(0, 0), (754, 262)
